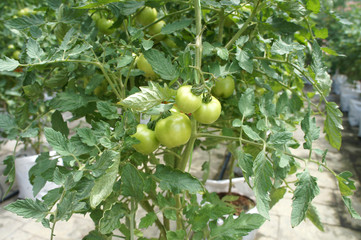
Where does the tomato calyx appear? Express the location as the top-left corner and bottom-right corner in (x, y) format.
(202, 93), (213, 104)
(190, 84), (204, 96)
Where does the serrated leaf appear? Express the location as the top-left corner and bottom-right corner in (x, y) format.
(210, 213), (265, 239)
(139, 212), (158, 229)
(301, 110), (320, 149)
(154, 165), (203, 194)
(216, 47), (229, 60)
(44, 127), (71, 156)
(312, 41), (331, 95)
(342, 196), (361, 219)
(271, 38), (304, 55)
(253, 151), (273, 219)
(0, 113), (17, 133)
(117, 55), (133, 68)
(109, 1), (144, 16)
(91, 150), (117, 177)
(336, 171), (356, 197)
(76, 128), (97, 147)
(59, 28), (77, 51)
(90, 155), (120, 208)
(306, 0), (320, 13)
(242, 125), (262, 141)
(5, 15), (45, 30)
(314, 28), (328, 39)
(99, 203), (126, 234)
(325, 102), (343, 149)
(3, 155), (15, 186)
(236, 150), (253, 182)
(0, 57), (20, 71)
(97, 101), (119, 120)
(238, 88), (255, 117)
(306, 204), (324, 231)
(161, 19), (192, 35)
(142, 39), (154, 51)
(74, 0), (120, 9)
(121, 164), (144, 201)
(321, 47), (344, 56)
(50, 91), (96, 112)
(4, 199), (48, 220)
(269, 187), (286, 209)
(51, 110), (69, 137)
(120, 83), (170, 112)
(236, 48), (253, 73)
(268, 131), (293, 145)
(144, 49), (179, 80)
(291, 170), (320, 227)
(21, 128), (39, 138)
(26, 38), (45, 61)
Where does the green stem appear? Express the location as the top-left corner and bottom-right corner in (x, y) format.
(224, 0), (263, 49)
(96, 63), (123, 100)
(194, 0), (202, 84)
(217, 8), (225, 44)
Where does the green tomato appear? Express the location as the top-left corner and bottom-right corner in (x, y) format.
(96, 18), (115, 35)
(155, 112), (191, 148)
(148, 20), (166, 41)
(211, 76), (235, 98)
(8, 44), (15, 50)
(136, 54), (157, 78)
(136, 7), (157, 26)
(12, 50), (21, 60)
(132, 124), (160, 155)
(175, 85), (202, 113)
(163, 37), (177, 48)
(193, 97), (222, 124)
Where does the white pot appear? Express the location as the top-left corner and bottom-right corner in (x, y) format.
(201, 178), (258, 240)
(15, 151), (60, 200)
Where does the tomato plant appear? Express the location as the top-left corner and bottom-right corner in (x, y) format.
(155, 112), (191, 148)
(132, 124), (160, 155)
(0, 0), (360, 239)
(175, 85), (202, 113)
(211, 76), (235, 98)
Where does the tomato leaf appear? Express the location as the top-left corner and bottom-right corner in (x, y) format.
(90, 155), (120, 208)
(306, 204), (324, 231)
(161, 19), (192, 35)
(306, 0), (320, 14)
(238, 88), (255, 118)
(5, 15), (44, 30)
(44, 127), (72, 156)
(144, 49), (179, 80)
(342, 196), (361, 220)
(97, 101), (119, 120)
(301, 110), (320, 149)
(291, 169), (320, 227)
(0, 57), (19, 71)
(121, 164), (144, 201)
(51, 110), (69, 137)
(253, 151), (273, 219)
(139, 212), (158, 229)
(4, 199), (48, 220)
(210, 213), (265, 239)
(235, 47), (253, 73)
(99, 203), (126, 234)
(324, 102), (343, 149)
(154, 165), (204, 194)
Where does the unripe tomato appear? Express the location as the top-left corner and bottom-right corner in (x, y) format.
(132, 124), (160, 155)
(163, 37), (177, 48)
(136, 7), (157, 26)
(193, 97), (222, 124)
(136, 54), (157, 78)
(155, 112), (191, 148)
(12, 50), (21, 60)
(148, 20), (166, 41)
(175, 85), (202, 113)
(96, 18), (115, 35)
(8, 44), (15, 50)
(211, 76), (235, 98)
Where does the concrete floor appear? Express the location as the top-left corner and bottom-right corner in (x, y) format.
(1, 94), (361, 239)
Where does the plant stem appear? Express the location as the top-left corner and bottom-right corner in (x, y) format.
(129, 200), (136, 240)
(194, 0), (202, 84)
(139, 200), (167, 239)
(224, 0), (263, 49)
(217, 8), (225, 43)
